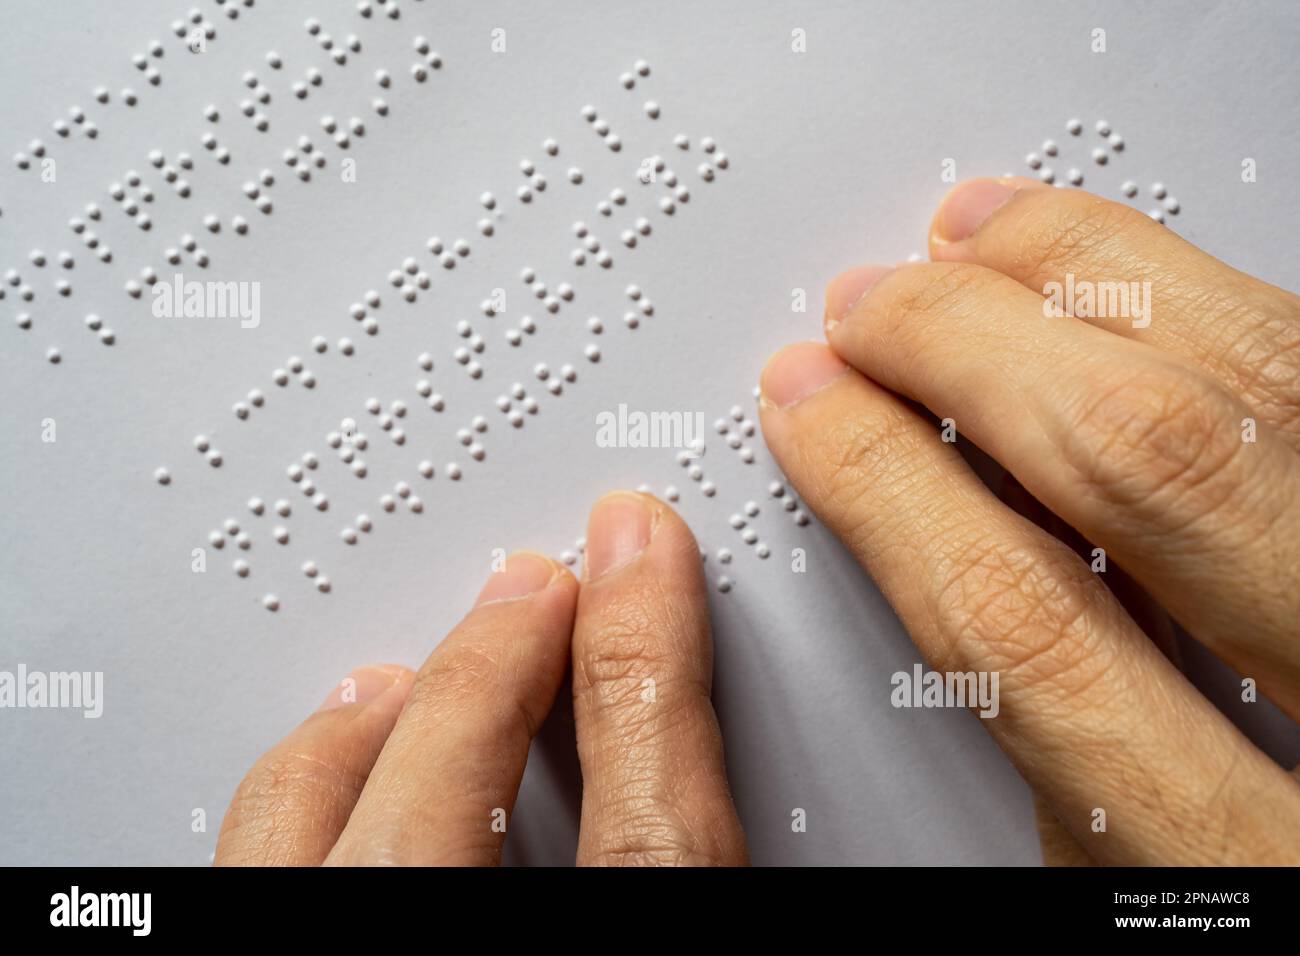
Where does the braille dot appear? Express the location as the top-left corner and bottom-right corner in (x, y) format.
(154, 467), (171, 485)
(1121, 180), (1138, 198)
(1042, 139), (1058, 156)
(357, 514), (372, 533)
(644, 101), (660, 119)
(1025, 152), (1041, 169)
(302, 561), (318, 578)
(1066, 118), (1082, 135)
(1151, 182), (1167, 199)
(234, 561), (250, 578)
(275, 500), (291, 517)
(1067, 168), (1083, 186)
(206, 449), (221, 466)
(341, 527), (358, 544)
(717, 577), (732, 594)
(1091, 148), (1107, 165)
(273, 527), (289, 545)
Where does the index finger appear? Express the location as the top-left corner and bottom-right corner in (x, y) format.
(326, 551), (577, 865)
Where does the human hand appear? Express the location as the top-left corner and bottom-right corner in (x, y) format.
(215, 493), (747, 866)
(758, 178), (1300, 865)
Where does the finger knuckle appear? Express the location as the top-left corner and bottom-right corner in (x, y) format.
(1211, 305), (1300, 428)
(582, 807), (732, 867)
(1062, 365), (1249, 525)
(576, 596), (681, 710)
(811, 404), (934, 549)
(931, 532), (1115, 699)
(225, 747), (358, 851)
(1011, 193), (1148, 279)
(886, 262), (1005, 326)
(408, 642), (535, 735)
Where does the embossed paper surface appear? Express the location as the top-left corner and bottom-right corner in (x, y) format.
(2, 0), (1298, 864)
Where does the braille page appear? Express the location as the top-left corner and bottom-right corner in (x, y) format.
(3, 0), (1298, 865)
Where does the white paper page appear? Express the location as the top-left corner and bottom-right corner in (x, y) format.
(2, 0), (1297, 865)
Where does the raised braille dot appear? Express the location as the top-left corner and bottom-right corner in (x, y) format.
(1066, 118), (1082, 135)
(357, 514), (372, 533)
(1025, 152), (1041, 169)
(717, 577), (732, 594)
(302, 561), (318, 578)
(273, 526), (289, 545)
(1151, 182), (1167, 199)
(234, 560), (250, 578)
(275, 499), (291, 517)
(1042, 139), (1058, 156)
(341, 527), (358, 544)
(1091, 148), (1107, 165)
(1121, 180), (1138, 198)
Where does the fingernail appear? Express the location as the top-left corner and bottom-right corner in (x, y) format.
(824, 265), (894, 330)
(585, 492), (654, 580)
(317, 665), (405, 712)
(474, 550), (559, 607)
(932, 178), (1024, 245)
(760, 342), (848, 410)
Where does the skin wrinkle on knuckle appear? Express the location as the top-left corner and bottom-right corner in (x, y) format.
(575, 583), (703, 704)
(409, 640), (544, 741)
(1212, 306), (1300, 425)
(881, 262), (1003, 332)
(583, 797), (722, 867)
(924, 530), (1116, 703)
(1004, 193), (1145, 281)
(221, 748), (363, 862)
(1053, 364), (1254, 537)
(804, 404), (935, 546)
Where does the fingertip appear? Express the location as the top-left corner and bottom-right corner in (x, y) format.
(824, 265), (894, 331)
(929, 176), (1046, 255)
(759, 341), (849, 411)
(316, 664), (413, 712)
(474, 549), (569, 608)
